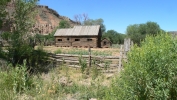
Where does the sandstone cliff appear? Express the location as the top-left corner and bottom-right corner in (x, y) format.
(1, 1), (78, 35)
(33, 5), (78, 35)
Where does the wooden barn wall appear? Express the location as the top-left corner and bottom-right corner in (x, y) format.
(101, 39), (112, 48)
(55, 36), (99, 48)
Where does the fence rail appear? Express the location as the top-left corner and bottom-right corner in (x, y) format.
(48, 53), (126, 73)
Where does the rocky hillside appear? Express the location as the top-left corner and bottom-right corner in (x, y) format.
(33, 5), (78, 35)
(1, 1), (78, 35)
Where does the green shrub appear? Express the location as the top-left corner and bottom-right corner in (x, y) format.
(0, 60), (34, 94)
(106, 33), (177, 99)
(91, 66), (100, 80)
(54, 48), (62, 54)
(79, 56), (87, 74)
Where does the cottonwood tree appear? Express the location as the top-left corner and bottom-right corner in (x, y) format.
(84, 18), (106, 33)
(126, 21), (163, 45)
(102, 30), (125, 44)
(0, 0), (48, 68)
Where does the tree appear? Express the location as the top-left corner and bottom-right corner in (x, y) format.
(126, 21), (162, 45)
(0, 0), (10, 29)
(74, 13), (89, 25)
(84, 18), (106, 33)
(59, 20), (70, 28)
(0, 0), (48, 68)
(73, 14), (106, 33)
(102, 30), (125, 44)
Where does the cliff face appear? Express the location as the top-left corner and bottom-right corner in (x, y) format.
(33, 5), (78, 35)
(1, 1), (78, 35)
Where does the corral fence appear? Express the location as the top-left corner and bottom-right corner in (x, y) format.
(48, 38), (133, 74)
(49, 53), (127, 73)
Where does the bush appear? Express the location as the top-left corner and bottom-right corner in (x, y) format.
(79, 56), (87, 74)
(54, 48), (62, 54)
(0, 60), (34, 94)
(106, 33), (177, 99)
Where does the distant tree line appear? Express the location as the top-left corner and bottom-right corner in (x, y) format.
(34, 14), (166, 46)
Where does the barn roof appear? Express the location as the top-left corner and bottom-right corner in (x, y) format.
(54, 25), (100, 36)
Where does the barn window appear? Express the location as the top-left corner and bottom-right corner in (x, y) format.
(104, 41), (106, 45)
(67, 38), (69, 41)
(58, 39), (62, 41)
(75, 39), (80, 41)
(87, 39), (92, 41)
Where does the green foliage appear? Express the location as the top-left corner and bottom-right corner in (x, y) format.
(0, 0), (10, 28)
(91, 65), (100, 80)
(104, 61), (111, 70)
(54, 48), (62, 54)
(0, 0), (50, 70)
(126, 21), (163, 44)
(84, 18), (106, 33)
(59, 20), (70, 28)
(106, 33), (177, 99)
(57, 48), (112, 56)
(28, 48), (49, 71)
(35, 33), (54, 46)
(102, 30), (126, 44)
(0, 62), (111, 99)
(1, 0), (38, 62)
(0, 61), (34, 94)
(79, 56), (87, 73)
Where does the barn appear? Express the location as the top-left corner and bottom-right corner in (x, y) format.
(101, 38), (112, 48)
(54, 25), (102, 48)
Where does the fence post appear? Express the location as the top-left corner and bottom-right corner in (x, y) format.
(124, 38), (131, 55)
(89, 47), (91, 67)
(118, 45), (123, 72)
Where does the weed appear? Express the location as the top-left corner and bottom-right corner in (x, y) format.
(79, 56), (87, 74)
(54, 48), (62, 54)
(1, 61), (34, 93)
(104, 61), (111, 70)
(91, 65), (100, 80)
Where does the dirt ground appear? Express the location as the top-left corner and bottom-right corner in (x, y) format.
(42, 46), (120, 56)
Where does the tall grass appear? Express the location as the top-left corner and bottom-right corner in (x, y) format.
(54, 48), (112, 56)
(0, 60), (113, 100)
(0, 60), (35, 99)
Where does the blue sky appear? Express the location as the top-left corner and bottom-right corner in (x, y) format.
(39, 0), (177, 34)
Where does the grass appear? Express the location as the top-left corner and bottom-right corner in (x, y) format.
(42, 46), (120, 56)
(0, 62), (117, 100)
(54, 48), (113, 56)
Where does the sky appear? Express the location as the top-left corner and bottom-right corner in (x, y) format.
(39, 0), (177, 34)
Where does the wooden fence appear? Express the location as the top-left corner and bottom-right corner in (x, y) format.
(48, 38), (132, 73)
(49, 52), (126, 73)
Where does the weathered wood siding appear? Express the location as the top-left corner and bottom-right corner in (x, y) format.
(55, 37), (72, 47)
(55, 36), (99, 48)
(101, 38), (112, 48)
(97, 28), (102, 47)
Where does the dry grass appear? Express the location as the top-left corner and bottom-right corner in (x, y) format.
(41, 46), (120, 56)
(42, 65), (116, 87)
